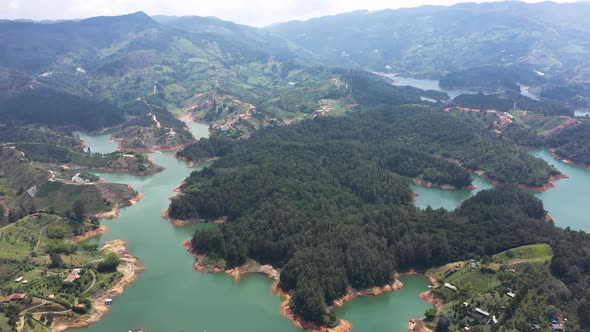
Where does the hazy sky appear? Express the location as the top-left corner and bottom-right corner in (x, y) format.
(0, 0), (579, 26)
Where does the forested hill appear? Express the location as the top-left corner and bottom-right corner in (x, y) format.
(176, 107), (559, 188)
(268, 1), (590, 80)
(170, 106), (590, 329)
(170, 120), (567, 327)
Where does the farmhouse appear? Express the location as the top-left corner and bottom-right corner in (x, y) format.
(444, 283), (458, 291)
(2, 293), (27, 302)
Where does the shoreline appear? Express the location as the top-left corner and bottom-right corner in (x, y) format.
(549, 148), (590, 173)
(95, 192), (144, 220)
(64, 163), (165, 176)
(71, 225), (108, 243)
(162, 207), (226, 227)
(473, 170), (568, 193)
(183, 240), (354, 332)
(179, 113), (214, 137)
(183, 241), (433, 332)
(412, 178), (476, 191)
(52, 240), (144, 331)
(173, 154), (218, 168)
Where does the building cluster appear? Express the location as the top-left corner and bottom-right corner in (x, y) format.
(64, 268), (83, 283)
(71, 173), (90, 184)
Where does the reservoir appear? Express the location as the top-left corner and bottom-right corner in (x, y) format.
(411, 174), (493, 211)
(75, 126), (300, 332)
(336, 275), (432, 332)
(74, 131), (119, 154)
(382, 75), (473, 100)
(413, 150), (590, 232)
(530, 149), (590, 231)
(75, 125), (432, 332)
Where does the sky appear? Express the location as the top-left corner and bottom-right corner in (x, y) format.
(0, 0), (580, 26)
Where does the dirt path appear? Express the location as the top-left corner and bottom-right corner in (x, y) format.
(81, 270), (97, 295)
(33, 226), (48, 252)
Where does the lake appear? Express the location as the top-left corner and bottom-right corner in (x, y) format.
(336, 275), (432, 332)
(382, 75), (542, 102)
(413, 150), (590, 232)
(74, 131), (119, 154)
(386, 75), (471, 100)
(411, 174), (494, 211)
(74, 124), (432, 332)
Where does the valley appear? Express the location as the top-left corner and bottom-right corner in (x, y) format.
(1, 2), (590, 331)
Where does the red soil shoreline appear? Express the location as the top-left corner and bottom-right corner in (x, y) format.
(549, 148), (590, 172)
(182, 241), (435, 332)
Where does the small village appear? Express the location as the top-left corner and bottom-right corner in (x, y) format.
(422, 244), (567, 332)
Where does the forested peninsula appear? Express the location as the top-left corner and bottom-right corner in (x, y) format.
(167, 106), (590, 329)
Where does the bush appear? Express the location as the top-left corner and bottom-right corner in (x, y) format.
(97, 252), (121, 273)
(82, 243), (99, 251)
(46, 226), (67, 239)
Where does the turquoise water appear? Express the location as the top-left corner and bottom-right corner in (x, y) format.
(411, 174), (494, 211)
(530, 149), (590, 231)
(74, 122), (432, 332)
(74, 131), (119, 154)
(185, 121), (210, 139)
(412, 150), (590, 232)
(336, 275), (432, 332)
(386, 76), (473, 100)
(75, 124), (300, 332)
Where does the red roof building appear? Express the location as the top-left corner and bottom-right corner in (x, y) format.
(2, 293), (28, 302)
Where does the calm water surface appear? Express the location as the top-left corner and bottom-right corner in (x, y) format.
(74, 131), (119, 154)
(75, 123), (431, 332)
(336, 275), (432, 332)
(530, 149), (590, 231)
(413, 150), (590, 232)
(411, 174), (494, 211)
(386, 76), (473, 100)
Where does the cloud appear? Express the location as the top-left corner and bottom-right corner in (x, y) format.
(0, 0), (579, 26)
(8, 0), (19, 9)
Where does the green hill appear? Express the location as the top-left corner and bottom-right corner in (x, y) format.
(269, 2), (590, 81)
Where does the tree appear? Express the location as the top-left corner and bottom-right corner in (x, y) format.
(97, 252), (121, 273)
(49, 253), (63, 268)
(0, 204), (5, 224)
(72, 200), (86, 223)
(425, 308), (437, 322)
(435, 313), (451, 332)
(578, 299), (590, 328)
(7, 208), (22, 223)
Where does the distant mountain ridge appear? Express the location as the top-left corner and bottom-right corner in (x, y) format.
(0, 11), (421, 134)
(268, 1), (590, 81)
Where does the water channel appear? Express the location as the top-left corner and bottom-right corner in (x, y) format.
(74, 125), (433, 332)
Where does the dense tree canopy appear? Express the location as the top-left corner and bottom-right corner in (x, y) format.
(170, 107), (569, 324)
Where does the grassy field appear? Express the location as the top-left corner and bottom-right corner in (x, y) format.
(445, 268), (499, 294)
(0, 312), (12, 331)
(0, 177), (9, 197)
(36, 182), (107, 214)
(493, 243), (553, 265)
(21, 318), (51, 332)
(0, 214), (65, 261)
